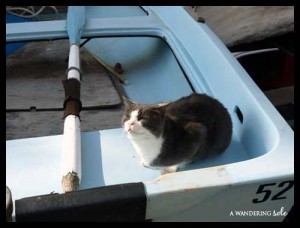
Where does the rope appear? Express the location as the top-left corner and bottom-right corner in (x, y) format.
(6, 6), (59, 20)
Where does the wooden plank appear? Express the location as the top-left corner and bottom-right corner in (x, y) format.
(6, 107), (125, 140)
(264, 86), (294, 106)
(6, 40), (121, 110)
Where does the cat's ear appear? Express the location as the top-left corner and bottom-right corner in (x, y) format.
(122, 96), (136, 108)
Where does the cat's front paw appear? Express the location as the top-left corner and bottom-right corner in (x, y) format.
(160, 169), (169, 175)
(160, 165), (179, 175)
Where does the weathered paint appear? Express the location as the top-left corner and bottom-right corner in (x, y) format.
(144, 165), (233, 219)
(61, 115), (81, 192)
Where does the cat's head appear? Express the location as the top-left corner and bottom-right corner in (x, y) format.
(121, 97), (169, 138)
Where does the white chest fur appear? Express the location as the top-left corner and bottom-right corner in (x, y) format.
(130, 134), (163, 167)
(124, 110), (163, 167)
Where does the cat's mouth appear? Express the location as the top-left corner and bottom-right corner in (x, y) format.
(127, 129), (144, 135)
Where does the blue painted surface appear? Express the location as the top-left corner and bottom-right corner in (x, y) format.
(6, 136), (63, 200)
(6, 14), (32, 56)
(6, 7), (293, 212)
(80, 129), (160, 189)
(80, 132), (105, 189)
(83, 35), (277, 159)
(180, 136), (249, 172)
(67, 6), (86, 44)
(85, 37), (193, 104)
(85, 6), (147, 18)
(6, 129), (161, 200)
(6, 127), (250, 200)
(6, 5), (292, 165)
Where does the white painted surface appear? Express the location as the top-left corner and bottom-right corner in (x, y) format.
(144, 165), (233, 220)
(61, 43), (81, 191)
(67, 44), (80, 80)
(61, 115), (81, 181)
(148, 176), (294, 222)
(144, 150), (294, 221)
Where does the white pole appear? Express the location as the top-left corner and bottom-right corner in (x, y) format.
(61, 44), (81, 192)
(68, 45), (81, 80)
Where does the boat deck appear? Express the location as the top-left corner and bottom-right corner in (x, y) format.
(6, 40), (125, 140)
(6, 40), (293, 140)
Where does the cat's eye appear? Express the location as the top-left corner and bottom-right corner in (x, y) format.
(137, 110), (148, 120)
(137, 113), (143, 120)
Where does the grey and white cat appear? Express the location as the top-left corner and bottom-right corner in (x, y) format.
(122, 93), (232, 174)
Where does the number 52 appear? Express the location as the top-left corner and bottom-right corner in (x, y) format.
(252, 181), (294, 204)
